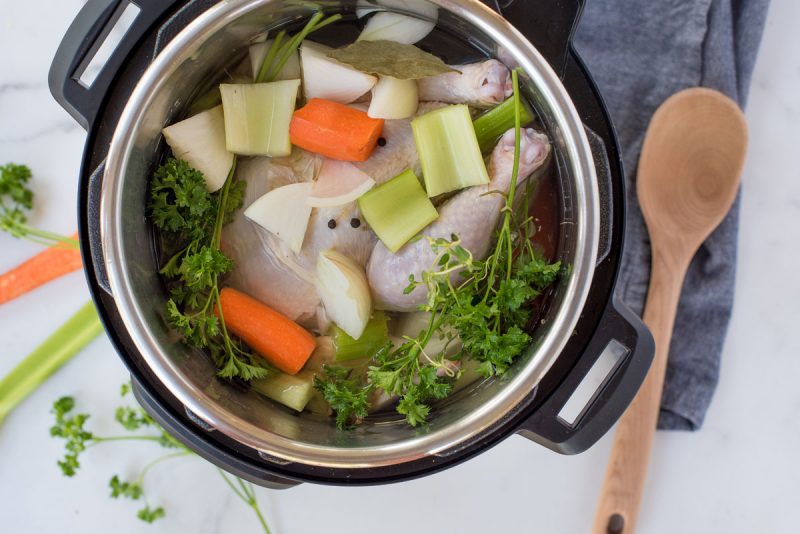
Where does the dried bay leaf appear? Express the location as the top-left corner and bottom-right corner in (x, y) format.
(327, 40), (458, 79)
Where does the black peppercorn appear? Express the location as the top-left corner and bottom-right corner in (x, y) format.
(350, 218), (361, 228)
(327, 219), (337, 229)
(377, 137), (387, 147)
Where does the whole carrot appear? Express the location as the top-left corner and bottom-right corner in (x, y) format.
(218, 287), (316, 375)
(0, 234), (82, 305)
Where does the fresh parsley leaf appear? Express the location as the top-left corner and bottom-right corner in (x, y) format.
(0, 163), (76, 247)
(314, 365), (371, 429)
(137, 505), (166, 523)
(109, 475), (143, 500)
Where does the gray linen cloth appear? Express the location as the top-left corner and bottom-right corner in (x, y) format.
(573, 0), (770, 429)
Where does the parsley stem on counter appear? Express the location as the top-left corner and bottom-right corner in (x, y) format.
(51, 385), (273, 532)
(0, 163), (78, 248)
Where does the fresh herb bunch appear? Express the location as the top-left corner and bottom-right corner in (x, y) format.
(315, 71), (561, 428)
(50, 384), (273, 532)
(0, 163), (77, 248)
(150, 157), (272, 381)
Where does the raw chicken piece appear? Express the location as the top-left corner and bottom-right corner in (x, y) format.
(222, 154), (376, 329)
(366, 128), (551, 311)
(417, 60), (512, 108)
(354, 101), (444, 184)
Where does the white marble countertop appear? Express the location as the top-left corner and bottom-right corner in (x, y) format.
(1, 1), (798, 532)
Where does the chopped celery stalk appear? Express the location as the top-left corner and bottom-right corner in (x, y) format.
(0, 301), (103, 426)
(251, 369), (316, 412)
(332, 311), (389, 361)
(412, 104), (489, 197)
(220, 80), (300, 156)
(473, 96), (535, 154)
(357, 169), (439, 253)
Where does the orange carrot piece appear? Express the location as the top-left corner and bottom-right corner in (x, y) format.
(290, 98), (384, 162)
(0, 235), (82, 305)
(218, 287), (316, 375)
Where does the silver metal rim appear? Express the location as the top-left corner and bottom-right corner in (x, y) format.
(102, 0), (600, 468)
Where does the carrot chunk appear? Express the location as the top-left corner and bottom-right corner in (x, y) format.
(290, 98), (384, 161)
(218, 287), (316, 375)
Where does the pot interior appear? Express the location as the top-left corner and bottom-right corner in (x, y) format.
(104, 0), (595, 466)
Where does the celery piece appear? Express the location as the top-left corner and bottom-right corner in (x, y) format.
(473, 96), (535, 154)
(220, 79), (300, 156)
(411, 104), (490, 197)
(332, 311), (389, 362)
(251, 369), (316, 412)
(0, 301), (103, 426)
(358, 169), (439, 253)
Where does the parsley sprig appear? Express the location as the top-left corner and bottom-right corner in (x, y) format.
(315, 70), (561, 428)
(0, 163), (77, 248)
(150, 157), (272, 381)
(50, 384), (273, 532)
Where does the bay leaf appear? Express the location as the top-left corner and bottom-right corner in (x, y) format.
(327, 40), (459, 79)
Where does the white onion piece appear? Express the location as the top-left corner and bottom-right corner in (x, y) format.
(368, 76), (418, 119)
(357, 12), (436, 44)
(316, 250), (372, 339)
(308, 159), (376, 207)
(162, 106), (232, 192)
(301, 42), (377, 103)
(244, 183), (312, 254)
(249, 40), (301, 81)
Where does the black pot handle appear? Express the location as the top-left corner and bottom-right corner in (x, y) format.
(490, 0), (585, 77)
(49, 0), (185, 130)
(516, 295), (654, 454)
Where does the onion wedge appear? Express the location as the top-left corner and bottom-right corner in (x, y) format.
(308, 159), (376, 207)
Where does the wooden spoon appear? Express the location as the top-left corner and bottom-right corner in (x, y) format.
(592, 88), (748, 534)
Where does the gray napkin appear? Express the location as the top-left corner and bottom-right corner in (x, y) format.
(573, 0), (770, 430)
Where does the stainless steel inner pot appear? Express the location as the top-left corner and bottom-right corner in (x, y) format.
(99, 0), (599, 468)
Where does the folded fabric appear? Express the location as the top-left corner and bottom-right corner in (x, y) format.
(573, 0), (770, 429)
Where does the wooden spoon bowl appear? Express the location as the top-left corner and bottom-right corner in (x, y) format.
(593, 87), (748, 534)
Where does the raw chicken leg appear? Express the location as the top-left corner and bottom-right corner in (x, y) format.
(417, 60), (512, 108)
(366, 128), (551, 311)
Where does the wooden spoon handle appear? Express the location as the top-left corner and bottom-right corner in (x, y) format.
(592, 252), (688, 534)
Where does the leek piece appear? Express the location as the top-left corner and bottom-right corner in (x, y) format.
(332, 311), (389, 362)
(0, 302), (103, 426)
(357, 169), (439, 253)
(472, 96), (535, 154)
(411, 104), (489, 197)
(219, 80), (300, 156)
(251, 369), (316, 412)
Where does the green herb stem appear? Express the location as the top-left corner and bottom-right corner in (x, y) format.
(0, 302), (102, 426)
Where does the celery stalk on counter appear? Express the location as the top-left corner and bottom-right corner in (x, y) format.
(0, 301), (102, 426)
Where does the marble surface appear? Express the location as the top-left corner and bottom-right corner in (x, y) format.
(1, 1), (798, 532)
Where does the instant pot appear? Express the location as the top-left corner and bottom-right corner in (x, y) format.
(50, 0), (654, 488)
